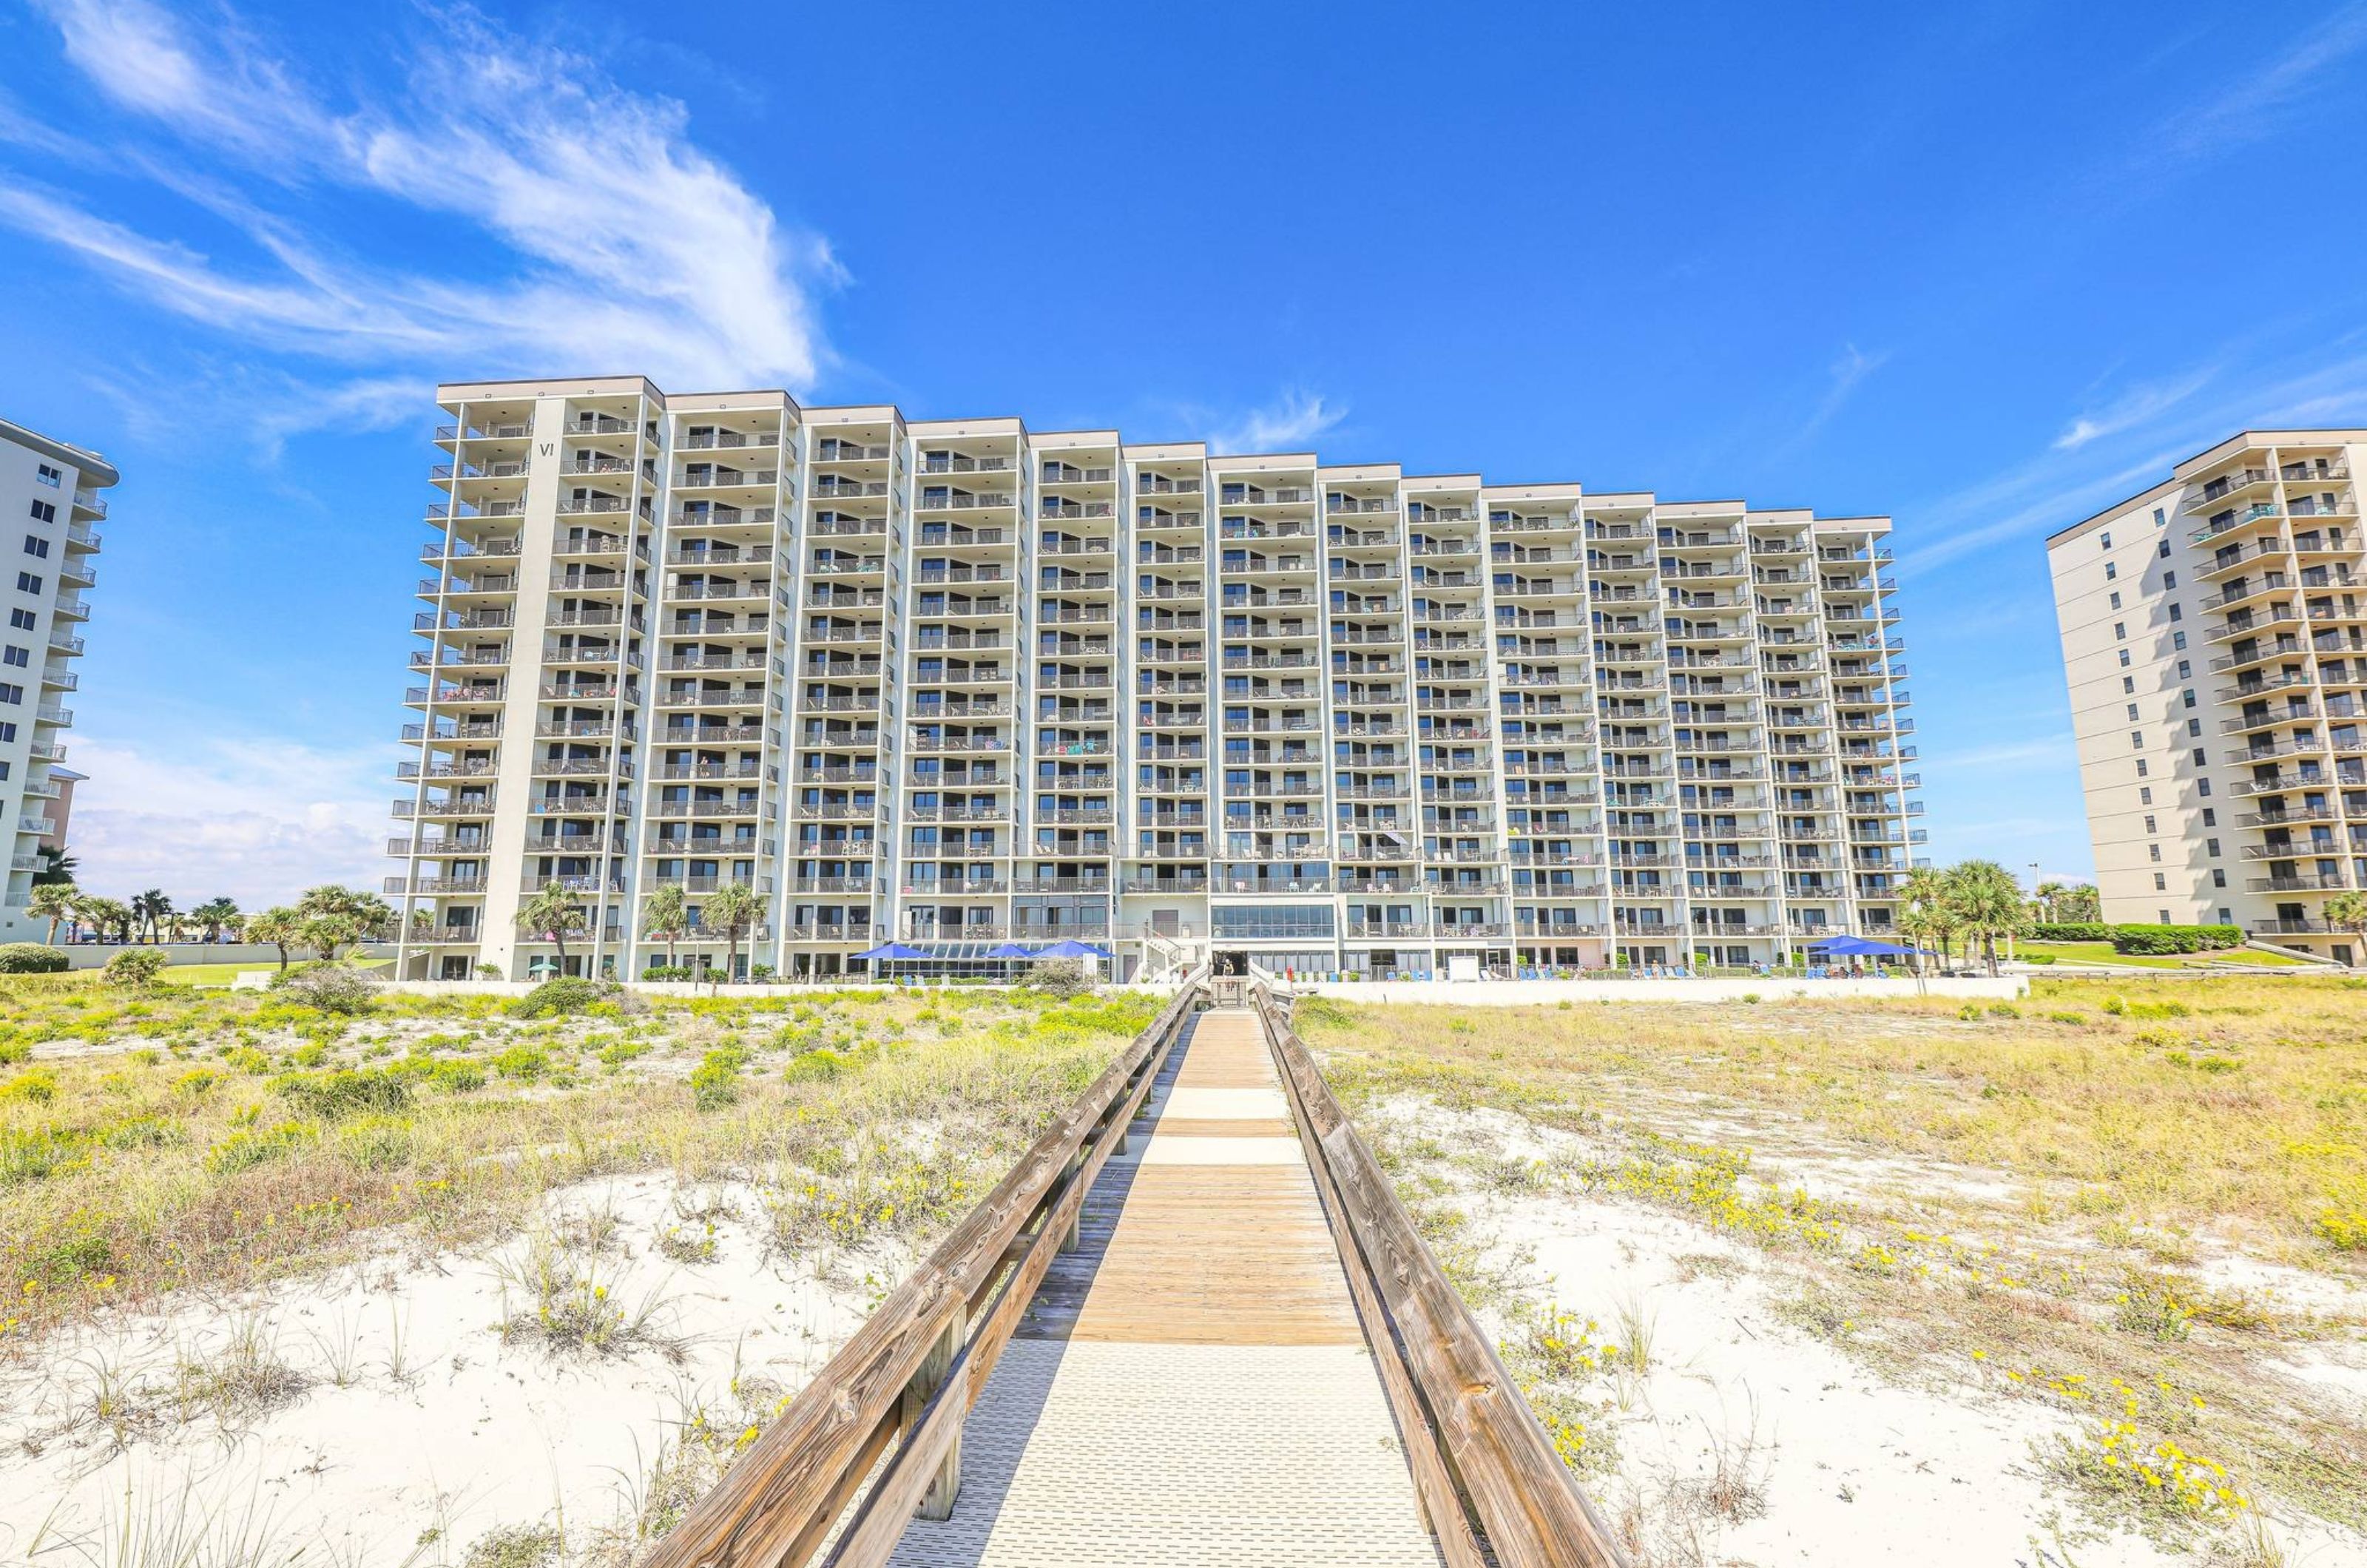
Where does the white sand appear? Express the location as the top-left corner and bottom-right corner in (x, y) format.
(0, 1172), (882, 1564)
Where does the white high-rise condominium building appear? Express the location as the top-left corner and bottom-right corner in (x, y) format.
(393, 376), (1925, 981)
(0, 418), (109, 935)
(2049, 428), (2367, 962)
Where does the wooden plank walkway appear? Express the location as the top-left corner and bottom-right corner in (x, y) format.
(885, 1007), (1443, 1567)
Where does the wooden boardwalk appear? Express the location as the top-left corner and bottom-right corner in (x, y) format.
(884, 1007), (1443, 1567)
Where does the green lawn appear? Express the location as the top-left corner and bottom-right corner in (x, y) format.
(2017, 939), (2323, 970)
(160, 958), (392, 986)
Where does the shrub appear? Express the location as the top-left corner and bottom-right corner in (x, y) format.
(492, 1045), (550, 1081)
(103, 948), (169, 989)
(510, 976), (611, 1018)
(0, 1040), (26, 1066)
(0, 943), (68, 973)
(271, 963), (379, 1014)
(428, 1058), (487, 1094)
(1019, 958), (1095, 998)
(689, 1047), (746, 1111)
(272, 1069), (414, 1121)
(2029, 922), (2112, 943)
(1, 1068), (58, 1104)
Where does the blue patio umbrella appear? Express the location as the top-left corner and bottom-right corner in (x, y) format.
(1806, 934), (1921, 956)
(1036, 939), (1113, 959)
(854, 942), (931, 961)
(984, 942), (1036, 959)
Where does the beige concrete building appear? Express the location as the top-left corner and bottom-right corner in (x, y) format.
(393, 376), (1925, 981)
(0, 419), (108, 935)
(2048, 430), (2367, 961)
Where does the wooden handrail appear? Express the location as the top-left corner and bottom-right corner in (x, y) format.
(1252, 984), (1632, 1568)
(645, 973), (1206, 1568)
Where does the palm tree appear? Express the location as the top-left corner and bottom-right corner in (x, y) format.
(1897, 864), (1955, 968)
(641, 883), (688, 972)
(2031, 879), (2068, 923)
(2059, 883), (2102, 922)
(30, 846), (75, 887)
(192, 897), (240, 943)
(131, 888), (173, 944)
(27, 882), (78, 945)
(514, 882), (590, 976)
(302, 913), (366, 963)
(702, 882), (765, 986)
(2322, 891), (2367, 965)
(297, 885), (396, 938)
(75, 895), (132, 946)
(246, 907), (300, 970)
(1945, 859), (2027, 976)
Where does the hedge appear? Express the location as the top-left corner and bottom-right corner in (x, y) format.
(2027, 922), (2245, 953)
(0, 942), (67, 973)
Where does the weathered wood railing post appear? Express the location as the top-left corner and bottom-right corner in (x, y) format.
(1058, 1149), (1086, 1252)
(903, 1307), (966, 1520)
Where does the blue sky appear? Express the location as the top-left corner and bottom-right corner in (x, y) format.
(3, 0), (2366, 908)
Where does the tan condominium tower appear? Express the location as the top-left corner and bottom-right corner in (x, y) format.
(2048, 429), (2367, 963)
(391, 376), (1925, 981)
(0, 418), (109, 936)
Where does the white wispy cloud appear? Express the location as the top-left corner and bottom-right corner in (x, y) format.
(1209, 390), (1345, 453)
(64, 731), (395, 908)
(1789, 342), (1888, 448)
(13, 0), (838, 394)
(1895, 347), (2367, 577)
(2053, 368), (2215, 450)
(1919, 737), (2077, 771)
(2161, 2), (2367, 161)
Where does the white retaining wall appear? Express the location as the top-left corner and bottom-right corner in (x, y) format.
(1282, 976), (2028, 1005)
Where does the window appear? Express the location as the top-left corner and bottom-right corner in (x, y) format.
(2105, 563), (2118, 581)
(2101, 531), (2113, 549)
(2163, 571), (2177, 589)
(2153, 508), (2166, 527)
(14, 573), (39, 595)
(2211, 868), (2226, 888)
(2131, 731), (2144, 748)
(2110, 592), (2123, 609)
(2139, 786), (2153, 805)
(0, 723), (17, 743)
(2149, 843), (2162, 862)
(21, 535), (48, 560)
(2167, 603), (2182, 622)
(2186, 719), (2200, 736)
(3, 647), (28, 669)
(2144, 814), (2158, 833)
(2172, 631), (2187, 651)
(2192, 747), (2207, 766)
(2181, 689), (2195, 709)
(2118, 649), (2133, 667)
(2197, 778), (2211, 797)
(2153, 876), (2167, 893)
(33, 464), (58, 489)
(2126, 702), (2141, 721)
(2176, 659), (2191, 680)
(2122, 675), (2135, 694)
(0, 684), (22, 706)
(2158, 540), (2171, 558)
(8, 610), (33, 631)
(2114, 621), (2127, 640)
(2201, 808), (2215, 827)
(2137, 759), (2150, 777)
(2206, 838), (2221, 856)
(26, 501), (53, 525)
